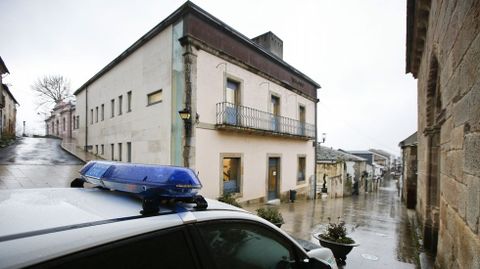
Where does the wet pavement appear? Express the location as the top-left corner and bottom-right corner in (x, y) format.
(0, 137), (84, 189)
(244, 178), (419, 269)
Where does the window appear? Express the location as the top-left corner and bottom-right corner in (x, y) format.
(118, 95), (123, 115)
(77, 116), (80, 128)
(223, 157), (241, 194)
(111, 144), (114, 160)
(101, 144), (104, 155)
(127, 142), (132, 163)
(95, 145), (98, 155)
(299, 105), (305, 135)
(90, 109), (93, 124)
(118, 143), (122, 162)
(147, 90), (162, 105)
(198, 221), (298, 269)
(127, 91), (132, 112)
(297, 156), (306, 182)
(63, 118), (66, 131)
(38, 227), (196, 268)
(101, 104), (105, 121)
(111, 99), (115, 118)
(95, 107), (99, 123)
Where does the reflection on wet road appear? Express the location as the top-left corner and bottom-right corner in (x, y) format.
(245, 178), (418, 269)
(0, 137), (83, 189)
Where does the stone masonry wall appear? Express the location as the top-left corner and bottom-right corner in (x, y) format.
(415, 1), (480, 268)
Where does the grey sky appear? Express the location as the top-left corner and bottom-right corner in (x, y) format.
(0, 0), (417, 155)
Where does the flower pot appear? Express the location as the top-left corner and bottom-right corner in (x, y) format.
(313, 234), (359, 265)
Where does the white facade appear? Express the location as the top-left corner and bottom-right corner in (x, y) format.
(74, 3), (319, 203)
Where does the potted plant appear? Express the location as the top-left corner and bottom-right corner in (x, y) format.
(313, 217), (359, 265)
(256, 207), (284, 228)
(217, 192), (242, 208)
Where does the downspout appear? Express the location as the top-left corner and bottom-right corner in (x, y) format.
(313, 98), (318, 200)
(84, 86), (88, 151)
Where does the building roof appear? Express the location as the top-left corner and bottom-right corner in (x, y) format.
(398, 131), (417, 148)
(368, 149), (393, 159)
(1, 84), (19, 105)
(317, 146), (367, 162)
(74, 1), (320, 98)
(0, 57), (9, 75)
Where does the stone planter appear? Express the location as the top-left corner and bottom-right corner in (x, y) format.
(313, 234), (359, 265)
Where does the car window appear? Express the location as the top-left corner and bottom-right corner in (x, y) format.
(197, 221), (299, 269)
(32, 226), (198, 269)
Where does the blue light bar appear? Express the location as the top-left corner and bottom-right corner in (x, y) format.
(79, 161), (202, 199)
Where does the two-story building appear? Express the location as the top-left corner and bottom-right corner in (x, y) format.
(45, 100), (77, 139)
(73, 2), (320, 203)
(0, 57), (19, 139)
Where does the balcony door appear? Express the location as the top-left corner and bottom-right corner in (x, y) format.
(299, 105), (305, 135)
(225, 79), (240, 125)
(270, 95), (280, 132)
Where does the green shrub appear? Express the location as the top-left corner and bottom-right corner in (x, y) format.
(256, 207), (284, 225)
(320, 217), (355, 244)
(217, 193), (242, 208)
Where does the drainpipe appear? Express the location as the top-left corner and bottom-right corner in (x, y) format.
(313, 98), (318, 200)
(84, 86), (88, 151)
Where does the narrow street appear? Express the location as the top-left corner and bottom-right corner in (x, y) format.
(245, 177), (418, 269)
(0, 137), (83, 189)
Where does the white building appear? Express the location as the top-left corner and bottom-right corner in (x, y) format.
(0, 57), (19, 139)
(74, 2), (320, 203)
(45, 101), (77, 139)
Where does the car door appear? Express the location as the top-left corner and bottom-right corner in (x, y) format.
(191, 219), (309, 269)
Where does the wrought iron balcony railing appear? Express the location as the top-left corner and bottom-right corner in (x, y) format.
(216, 102), (315, 139)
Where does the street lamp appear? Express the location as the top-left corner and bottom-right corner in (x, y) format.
(178, 108), (191, 121)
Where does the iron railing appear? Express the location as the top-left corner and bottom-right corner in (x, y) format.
(216, 102), (315, 139)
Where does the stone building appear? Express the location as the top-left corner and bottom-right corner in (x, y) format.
(316, 146), (368, 198)
(0, 57), (19, 139)
(73, 2), (319, 203)
(399, 131), (417, 209)
(45, 101), (77, 139)
(406, 0), (480, 268)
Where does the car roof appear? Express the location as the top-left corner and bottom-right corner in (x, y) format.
(0, 188), (246, 238)
(0, 188), (272, 268)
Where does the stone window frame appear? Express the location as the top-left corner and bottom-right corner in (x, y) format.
(296, 154), (307, 184)
(219, 153), (244, 198)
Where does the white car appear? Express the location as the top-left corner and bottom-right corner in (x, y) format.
(0, 161), (337, 269)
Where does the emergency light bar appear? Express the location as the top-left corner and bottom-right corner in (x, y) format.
(75, 161), (206, 214)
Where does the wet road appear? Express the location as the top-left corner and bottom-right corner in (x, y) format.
(244, 178), (418, 269)
(0, 137), (84, 189)
(0, 137), (82, 164)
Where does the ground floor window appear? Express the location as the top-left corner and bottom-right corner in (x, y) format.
(223, 157), (241, 194)
(127, 142), (131, 163)
(297, 156), (306, 182)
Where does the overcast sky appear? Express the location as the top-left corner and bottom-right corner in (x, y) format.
(0, 0), (417, 155)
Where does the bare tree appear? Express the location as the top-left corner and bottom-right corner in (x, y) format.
(31, 75), (71, 110)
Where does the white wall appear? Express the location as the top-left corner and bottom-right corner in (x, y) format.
(194, 50), (315, 201)
(76, 26), (173, 164)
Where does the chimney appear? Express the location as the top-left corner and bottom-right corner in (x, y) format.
(252, 31), (283, 59)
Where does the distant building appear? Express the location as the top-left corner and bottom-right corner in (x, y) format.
(342, 150), (386, 177)
(369, 148), (394, 170)
(0, 57), (19, 139)
(406, 1), (480, 267)
(316, 146), (368, 198)
(45, 101), (76, 139)
(73, 2), (320, 203)
(399, 132), (417, 209)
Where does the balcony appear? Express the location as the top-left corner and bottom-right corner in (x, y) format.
(215, 102), (315, 139)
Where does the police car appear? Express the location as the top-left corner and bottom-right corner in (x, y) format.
(0, 161), (337, 269)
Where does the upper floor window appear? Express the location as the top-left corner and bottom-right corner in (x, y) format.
(95, 106), (99, 123)
(101, 104), (105, 121)
(147, 90), (162, 106)
(90, 109), (93, 125)
(111, 99), (115, 118)
(118, 95), (123, 115)
(127, 91), (132, 112)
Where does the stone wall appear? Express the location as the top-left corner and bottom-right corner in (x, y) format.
(414, 1), (480, 268)
(401, 146), (417, 209)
